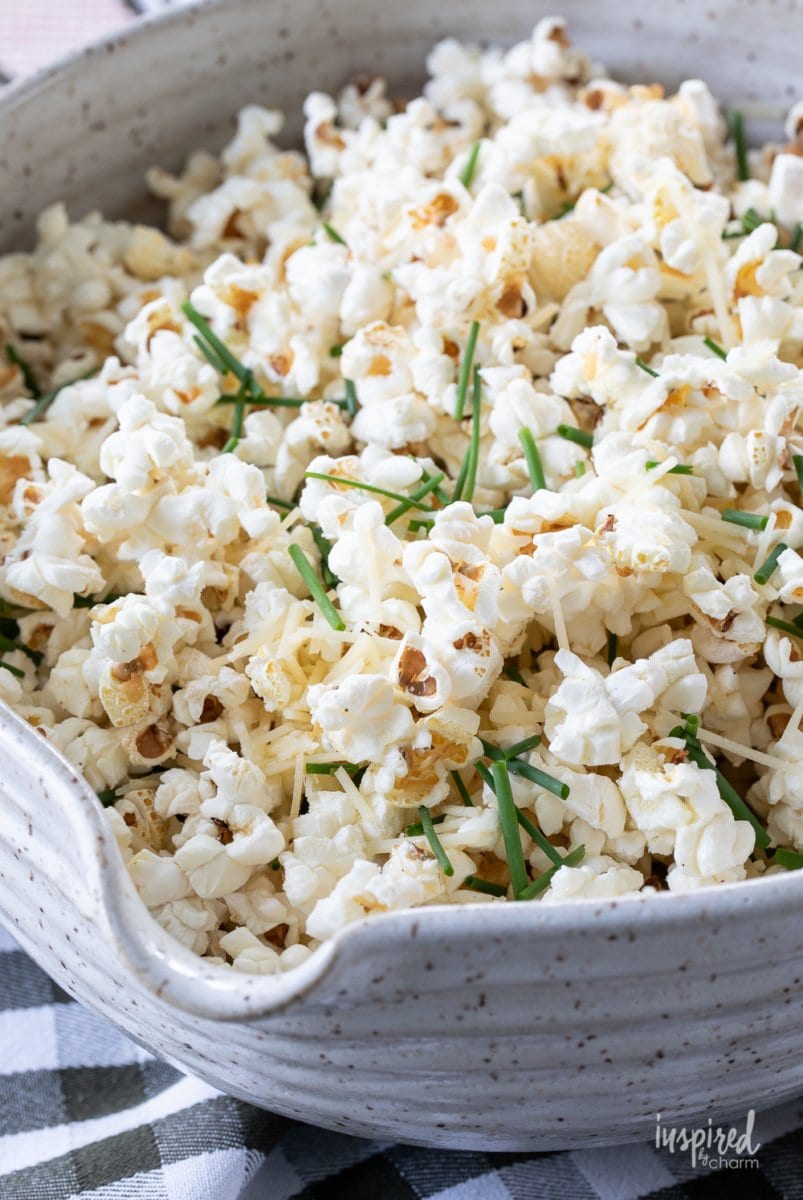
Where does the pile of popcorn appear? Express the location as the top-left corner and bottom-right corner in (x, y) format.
(1, 17), (803, 974)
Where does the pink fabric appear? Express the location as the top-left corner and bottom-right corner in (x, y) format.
(0, 0), (133, 80)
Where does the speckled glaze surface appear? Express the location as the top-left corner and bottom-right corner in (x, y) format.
(0, 0), (803, 1151)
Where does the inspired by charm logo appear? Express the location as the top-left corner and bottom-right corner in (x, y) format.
(655, 1111), (761, 1170)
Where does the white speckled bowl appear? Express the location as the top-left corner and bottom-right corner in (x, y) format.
(1, 0), (802, 1151)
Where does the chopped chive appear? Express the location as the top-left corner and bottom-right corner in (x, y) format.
(329, 343), (344, 358)
(270, 857), (281, 870)
(635, 356), (659, 378)
(194, 334), (230, 375)
(729, 110), (749, 181)
(406, 813), (446, 836)
(507, 757), (570, 800)
(518, 845), (585, 900)
(606, 629), (617, 668)
(574, 461), (586, 478)
(96, 788), (118, 807)
(722, 227), (746, 240)
(217, 393), (305, 409)
(503, 735), (542, 759)
(385, 472), (445, 526)
(791, 223), (803, 254)
(5, 344), (42, 398)
(73, 591), (126, 609)
(221, 369), (252, 453)
(671, 727), (770, 850)
(0, 632), (40, 665)
(492, 761), (528, 898)
(775, 847), (803, 870)
(313, 179), (333, 211)
(703, 336), (727, 360)
(310, 524), (338, 589)
(794, 612), (803, 629)
(450, 768), (474, 807)
(265, 494), (294, 511)
(344, 378), (358, 416)
(722, 508), (768, 531)
(794, 455), (803, 489)
(418, 805), (454, 876)
(556, 424), (593, 450)
(0, 660), (24, 678)
(518, 427), (546, 492)
(306, 761), (360, 775)
(18, 366), (97, 426)
(475, 760), (495, 792)
(479, 738), (505, 761)
(459, 140), (481, 189)
(182, 302), (259, 390)
(455, 366), (482, 503)
(645, 460), (694, 475)
(504, 662), (527, 686)
(305, 470), (435, 511)
(516, 809), (563, 867)
(454, 319), (480, 421)
(288, 543), (345, 631)
(478, 507), (506, 523)
(407, 517), (434, 534)
(754, 542), (788, 586)
(683, 712), (700, 738)
(766, 616), (803, 640)
(322, 222), (346, 245)
(742, 207), (763, 234)
(463, 875), (507, 896)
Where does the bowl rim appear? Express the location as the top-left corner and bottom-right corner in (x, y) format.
(1, 0), (802, 1025)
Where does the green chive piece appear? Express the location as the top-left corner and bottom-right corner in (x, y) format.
(754, 542), (788, 586)
(96, 788), (118, 807)
(722, 508), (768, 532)
(475, 760), (495, 792)
(683, 713), (700, 738)
(478, 506), (506, 523)
(406, 813), (446, 836)
(418, 805), (454, 876)
(606, 630), (618, 668)
(492, 761), (528, 898)
(269, 858), (281, 870)
(766, 616), (803, 640)
(722, 227), (746, 240)
(454, 320), (480, 421)
(310, 524), (338, 589)
(463, 875), (507, 897)
(18, 367), (96, 427)
(305, 761), (360, 775)
(645, 461), (694, 475)
(516, 809), (563, 867)
(671, 727), (770, 850)
(450, 768), (474, 807)
(794, 612), (803, 629)
(557, 424), (593, 450)
(635, 356), (659, 378)
(0, 632), (40, 665)
(407, 518), (434, 534)
(329, 343), (344, 358)
(504, 662), (527, 686)
(703, 336), (727, 360)
(575, 461), (586, 478)
(216, 393), (306, 409)
(344, 378), (358, 416)
(194, 334), (230, 375)
(182, 302), (258, 389)
(518, 845), (585, 900)
(323, 222), (346, 245)
(518, 427), (546, 492)
(459, 140), (481, 189)
(775, 847), (803, 870)
(742, 206), (764, 234)
(385, 472), (445, 526)
(794, 455), (803, 489)
(265, 494), (294, 511)
(503, 735), (542, 759)
(791, 223), (803, 254)
(507, 758), (570, 800)
(459, 366), (483, 504)
(305, 470), (435, 511)
(5, 344), (42, 398)
(221, 369), (252, 453)
(729, 110), (749, 181)
(73, 591), (126, 609)
(288, 543), (345, 631)
(0, 660), (24, 678)
(479, 738), (505, 761)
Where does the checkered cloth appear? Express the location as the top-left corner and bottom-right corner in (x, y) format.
(4, 4), (803, 1197)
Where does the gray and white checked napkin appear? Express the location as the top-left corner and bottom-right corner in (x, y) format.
(4, 3), (803, 1197)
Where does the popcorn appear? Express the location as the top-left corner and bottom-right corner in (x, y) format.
(4, 19), (802, 968)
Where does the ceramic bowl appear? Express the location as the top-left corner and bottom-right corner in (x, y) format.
(1, 0), (802, 1151)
